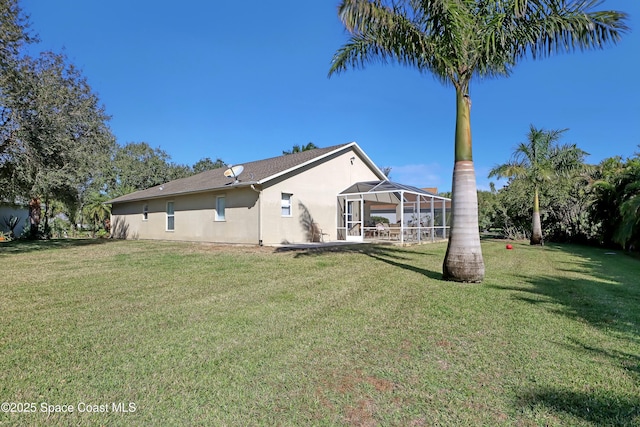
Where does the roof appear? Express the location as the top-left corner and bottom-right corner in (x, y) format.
(108, 142), (384, 204)
(340, 181), (450, 207)
(340, 181), (449, 200)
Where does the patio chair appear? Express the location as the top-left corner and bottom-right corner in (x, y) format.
(376, 222), (389, 239)
(389, 223), (402, 240)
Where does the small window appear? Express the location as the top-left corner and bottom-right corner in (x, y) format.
(142, 204), (148, 221)
(215, 196), (225, 221)
(281, 193), (292, 217)
(166, 202), (174, 231)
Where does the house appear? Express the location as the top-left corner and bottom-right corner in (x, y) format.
(108, 142), (450, 245)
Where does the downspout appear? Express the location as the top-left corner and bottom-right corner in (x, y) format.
(250, 184), (263, 246)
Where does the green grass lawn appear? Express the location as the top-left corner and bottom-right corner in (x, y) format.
(1, 239), (638, 426)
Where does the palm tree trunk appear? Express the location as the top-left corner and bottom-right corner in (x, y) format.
(531, 186), (543, 245)
(443, 90), (485, 282)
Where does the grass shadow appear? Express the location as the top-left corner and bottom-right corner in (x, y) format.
(366, 250), (443, 280)
(276, 243), (443, 280)
(560, 337), (640, 380)
(486, 243), (640, 424)
(500, 273), (640, 345)
(517, 386), (640, 426)
(0, 238), (113, 256)
(503, 273), (639, 341)
(488, 244), (640, 341)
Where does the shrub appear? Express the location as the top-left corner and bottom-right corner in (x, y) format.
(370, 216), (389, 224)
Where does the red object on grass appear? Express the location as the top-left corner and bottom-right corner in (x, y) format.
(506, 244), (513, 250)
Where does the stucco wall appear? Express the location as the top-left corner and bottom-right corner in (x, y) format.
(259, 148), (380, 245)
(111, 188), (259, 244)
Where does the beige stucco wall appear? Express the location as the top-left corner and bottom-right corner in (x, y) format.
(258, 148), (380, 245)
(111, 187), (259, 244)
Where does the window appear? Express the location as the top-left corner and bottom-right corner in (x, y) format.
(142, 204), (148, 221)
(166, 202), (174, 231)
(281, 193), (292, 217)
(215, 196), (225, 221)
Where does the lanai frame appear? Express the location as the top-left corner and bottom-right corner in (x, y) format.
(337, 181), (451, 243)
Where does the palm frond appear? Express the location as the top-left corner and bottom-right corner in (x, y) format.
(550, 142), (589, 176)
(488, 162), (527, 179)
(511, 0), (629, 60)
(331, 0), (428, 73)
(495, 124), (589, 189)
(331, 0), (628, 90)
(614, 194), (640, 246)
(330, 0), (476, 87)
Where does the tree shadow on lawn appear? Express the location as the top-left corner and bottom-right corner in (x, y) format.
(560, 336), (640, 380)
(507, 273), (639, 341)
(517, 386), (640, 426)
(490, 245), (640, 424)
(488, 245), (640, 340)
(550, 244), (637, 285)
(276, 243), (443, 281)
(0, 238), (113, 257)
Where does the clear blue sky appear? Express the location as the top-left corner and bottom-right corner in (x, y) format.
(21, 0), (640, 191)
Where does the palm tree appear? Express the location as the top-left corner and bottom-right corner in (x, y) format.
(617, 194), (640, 250)
(82, 193), (111, 238)
(329, 0), (627, 282)
(592, 151), (640, 249)
(489, 125), (587, 245)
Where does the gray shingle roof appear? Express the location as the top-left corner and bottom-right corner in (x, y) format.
(108, 142), (362, 204)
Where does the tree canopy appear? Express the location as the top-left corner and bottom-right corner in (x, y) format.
(489, 125), (588, 244)
(590, 151), (640, 249)
(0, 2), (227, 238)
(1, 49), (116, 237)
(283, 142), (318, 155)
(109, 143), (226, 196)
(192, 157), (225, 174)
(482, 140), (639, 252)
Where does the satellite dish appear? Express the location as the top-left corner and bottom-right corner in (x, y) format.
(223, 165), (244, 182)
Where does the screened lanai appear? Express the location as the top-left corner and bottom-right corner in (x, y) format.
(337, 181), (451, 243)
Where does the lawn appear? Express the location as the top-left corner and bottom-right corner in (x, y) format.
(0, 239), (638, 426)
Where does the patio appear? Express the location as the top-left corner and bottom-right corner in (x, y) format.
(337, 181), (451, 244)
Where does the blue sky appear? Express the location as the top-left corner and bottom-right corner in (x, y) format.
(21, 0), (640, 191)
